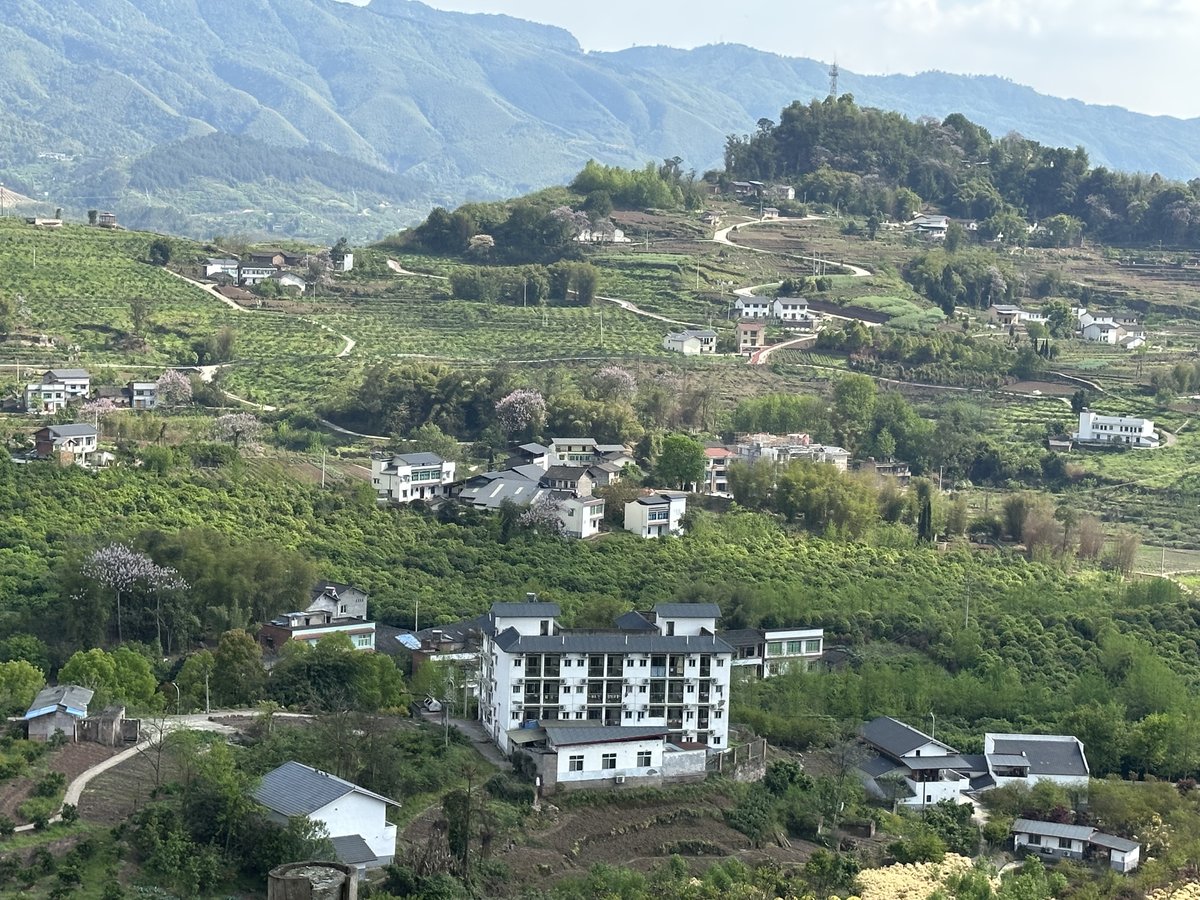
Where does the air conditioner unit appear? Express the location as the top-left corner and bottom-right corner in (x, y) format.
(613, 775), (626, 784)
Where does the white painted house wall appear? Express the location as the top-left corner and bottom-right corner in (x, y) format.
(311, 792), (397, 864)
(553, 737), (664, 783)
(624, 494), (686, 538)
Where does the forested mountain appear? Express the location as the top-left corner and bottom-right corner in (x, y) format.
(724, 96), (1200, 248)
(2, 0), (1200, 240)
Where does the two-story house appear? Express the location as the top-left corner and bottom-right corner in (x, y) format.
(371, 452), (457, 505)
(557, 495), (605, 539)
(129, 382), (157, 410)
(34, 424), (99, 465)
(735, 320), (766, 354)
(308, 582), (369, 621)
(624, 492), (687, 538)
(699, 447), (735, 494)
(1073, 410), (1159, 449)
(478, 599), (733, 761)
(663, 329), (717, 355)
(259, 610), (376, 653)
(723, 627), (824, 679)
(24, 368), (90, 413)
(734, 297), (773, 320)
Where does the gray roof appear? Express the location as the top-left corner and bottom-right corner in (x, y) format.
(516, 442), (548, 455)
(490, 601), (562, 618)
(391, 451), (446, 467)
(544, 725), (669, 747)
(1012, 818), (1095, 841)
(458, 470), (546, 509)
(331, 834), (377, 865)
(720, 628), (763, 649)
(47, 368), (89, 379)
(653, 603), (720, 619)
(614, 611), (658, 632)
(542, 465), (589, 481)
(311, 581), (368, 602)
(861, 716), (955, 758)
(859, 753), (905, 778)
(550, 437), (596, 446)
(25, 684), (93, 718)
(906, 754), (980, 771)
(46, 424), (98, 439)
(987, 753), (1032, 768)
(595, 444), (626, 453)
(253, 761), (398, 817)
(1089, 832), (1140, 853)
(990, 736), (1088, 777)
(494, 627), (732, 655)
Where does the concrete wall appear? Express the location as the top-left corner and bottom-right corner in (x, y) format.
(313, 793), (396, 864)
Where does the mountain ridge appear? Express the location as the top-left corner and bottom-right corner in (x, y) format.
(2, 0), (1198, 240)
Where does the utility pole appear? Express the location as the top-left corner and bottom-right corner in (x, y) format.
(320, 449), (327, 488)
(599, 308), (604, 348)
(522, 277), (527, 308)
(695, 257), (701, 291)
(204, 669), (210, 714)
(169, 682), (181, 715)
(415, 596), (420, 634)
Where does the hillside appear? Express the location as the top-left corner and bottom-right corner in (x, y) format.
(3, 0), (1200, 240)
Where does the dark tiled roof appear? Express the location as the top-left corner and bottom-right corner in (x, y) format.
(990, 736), (1088, 777)
(493, 627), (732, 655)
(861, 716), (955, 757)
(1089, 832), (1140, 853)
(1012, 818), (1094, 841)
(392, 452), (447, 467)
(719, 628), (763, 649)
(253, 761), (397, 817)
(653, 603), (720, 619)
(331, 833), (377, 865)
(47, 424), (97, 439)
(490, 602), (561, 618)
(542, 465), (589, 481)
(47, 368), (89, 379)
(859, 753), (904, 778)
(614, 611), (658, 632)
(543, 724), (669, 747)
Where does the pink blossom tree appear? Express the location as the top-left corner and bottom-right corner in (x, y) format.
(495, 389), (545, 438)
(593, 365), (637, 401)
(80, 397), (120, 439)
(82, 543), (188, 645)
(155, 369), (193, 408)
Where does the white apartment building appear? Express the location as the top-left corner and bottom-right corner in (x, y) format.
(1073, 411), (1158, 449)
(624, 492), (687, 538)
(371, 452), (457, 504)
(479, 600), (733, 757)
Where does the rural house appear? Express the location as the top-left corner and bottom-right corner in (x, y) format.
(371, 452), (457, 505)
(254, 761), (399, 873)
(735, 320), (765, 354)
(1012, 819), (1140, 872)
(25, 368), (90, 412)
(722, 627), (824, 679)
(1073, 410), (1159, 449)
(698, 447), (735, 494)
(34, 423), (98, 465)
(25, 685), (94, 742)
(258, 592), (377, 655)
(557, 495), (605, 539)
(624, 492), (687, 538)
(129, 381), (157, 410)
(663, 329), (717, 355)
(308, 582), (369, 621)
(734, 297), (773, 319)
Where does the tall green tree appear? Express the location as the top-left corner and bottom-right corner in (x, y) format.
(655, 433), (705, 490)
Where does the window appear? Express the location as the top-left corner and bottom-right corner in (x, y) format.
(568, 755), (584, 772)
(563, 659), (571, 667)
(511, 712), (520, 721)
(512, 685), (520, 694)
(1027, 834), (1041, 846)
(513, 659), (522, 667)
(688, 658), (696, 667)
(666, 621), (675, 636)
(639, 659), (647, 667)
(638, 685), (647, 693)
(601, 753), (617, 770)
(714, 710), (723, 719)
(805, 639), (821, 654)
(637, 751), (652, 767)
(766, 642), (783, 656)
(686, 685), (695, 693)
(1058, 837), (1071, 849)
(786, 640), (802, 654)
(624, 711), (632, 719)
(716, 659), (725, 667)
(540, 620), (550, 636)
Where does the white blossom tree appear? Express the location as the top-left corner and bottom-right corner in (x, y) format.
(214, 412), (261, 450)
(155, 370), (193, 408)
(495, 389), (545, 437)
(82, 544), (188, 645)
(519, 495), (564, 536)
(593, 365), (637, 401)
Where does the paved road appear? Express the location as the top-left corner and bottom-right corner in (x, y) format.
(596, 293), (701, 328)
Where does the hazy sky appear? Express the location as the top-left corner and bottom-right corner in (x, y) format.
(338, 0), (1199, 119)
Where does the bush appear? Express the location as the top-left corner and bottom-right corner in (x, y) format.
(34, 771), (66, 797)
(484, 774), (534, 805)
(60, 803), (78, 825)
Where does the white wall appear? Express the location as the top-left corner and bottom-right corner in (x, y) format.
(902, 775), (971, 807)
(553, 737), (663, 782)
(313, 792), (396, 863)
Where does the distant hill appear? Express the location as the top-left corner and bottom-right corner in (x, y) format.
(2, 0), (1198, 240)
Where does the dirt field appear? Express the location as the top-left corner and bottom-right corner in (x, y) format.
(0, 742), (119, 824)
(77, 752), (180, 825)
(400, 790), (822, 894)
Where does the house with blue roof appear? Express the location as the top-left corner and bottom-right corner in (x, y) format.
(25, 685), (93, 742)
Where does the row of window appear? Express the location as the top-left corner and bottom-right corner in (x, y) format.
(568, 751), (653, 772)
(766, 639), (822, 656)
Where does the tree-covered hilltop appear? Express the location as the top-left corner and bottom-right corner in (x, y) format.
(725, 95), (1200, 247)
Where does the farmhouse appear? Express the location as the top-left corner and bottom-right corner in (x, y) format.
(34, 423), (98, 465)
(308, 581), (369, 622)
(734, 433), (850, 471)
(988, 304), (1046, 327)
(761, 207), (780, 220)
(129, 381), (157, 410)
(663, 329), (717, 355)
(238, 264), (277, 285)
(698, 447), (735, 494)
(371, 452), (457, 505)
(1073, 410), (1159, 449)
(259, 610), (376, 654)
(25, 685), (93, 742)
(735, 320), (765, 354)
(270, 271), (307, 293)
(25, 368), (90, 412)
(624, 491), (687, 538)
(856, 716), (1090, 808)
(772, 297), (813, 325)
(557, 495), (605, 539)
(910, 214), (949, 238)
(254, 761), (398, 872)
(202, 257), (240, 280)
(1012, 819), (1140, 873)
(478, 598), (733, 789)
(734, 297), (773, 319)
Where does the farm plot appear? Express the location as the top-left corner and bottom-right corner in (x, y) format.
(309, 292), (670, 363)
(0, 221), (338, 367)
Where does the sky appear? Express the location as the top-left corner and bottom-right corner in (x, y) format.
(337, 0), (1199, 119)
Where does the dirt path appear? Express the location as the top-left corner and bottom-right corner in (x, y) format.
(750, 333), (817, 365)
(316, 416), (390, 441)
(712, 216), (873, 278)
(597, 294), (701, 328)
(387, 259), (448, 280)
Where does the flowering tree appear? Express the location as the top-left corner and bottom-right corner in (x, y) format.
(593, 365), (637, 401)
(214, 412), (261, 450)
(495, 389), (545, 436)
(81, 397), (120, 438)
(155, 370), (193, 408)
(519, 495), (563, 536)
(82, 544), (188, 645)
